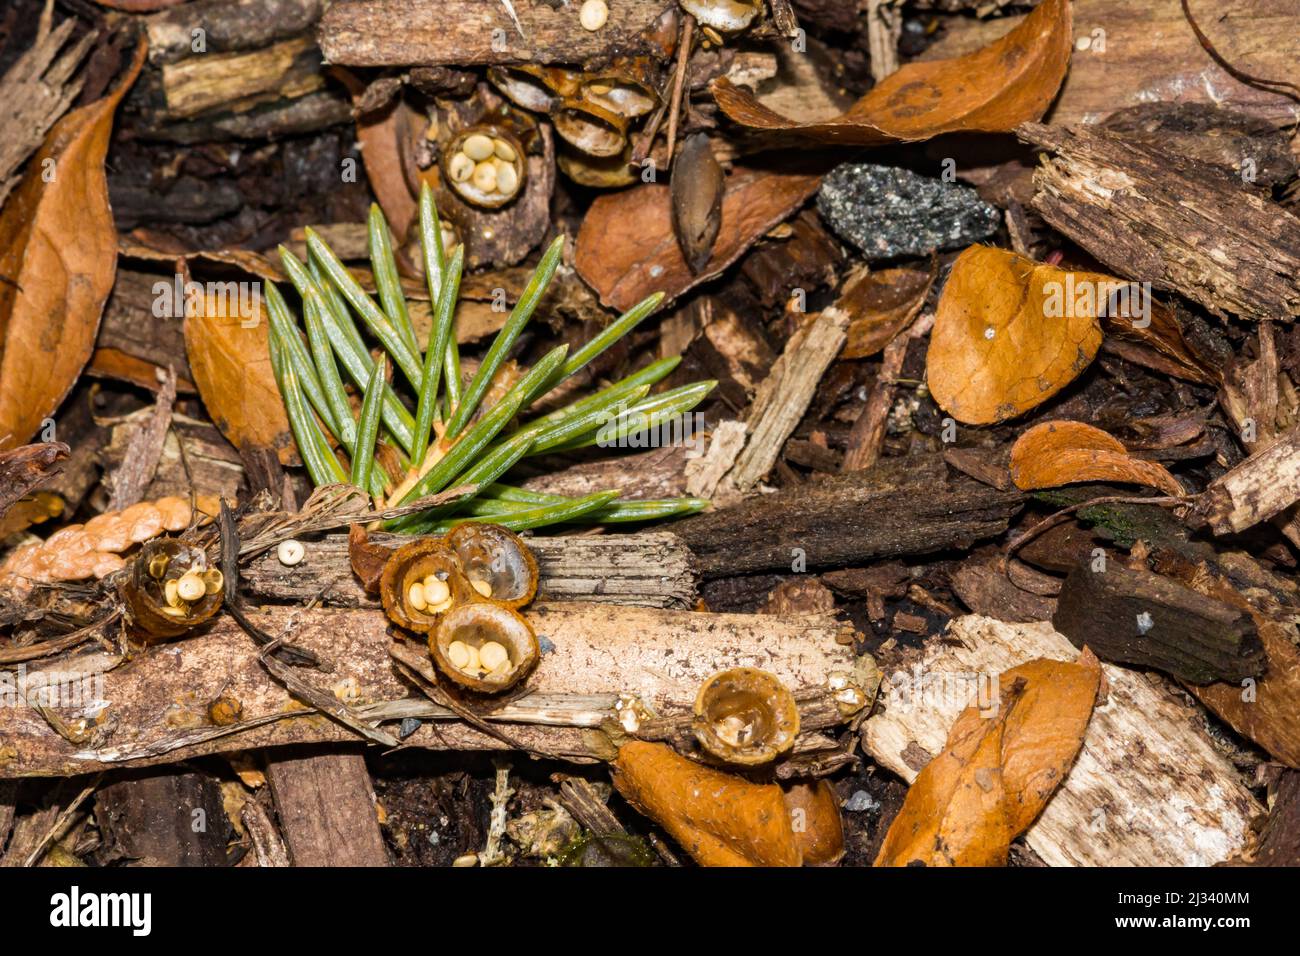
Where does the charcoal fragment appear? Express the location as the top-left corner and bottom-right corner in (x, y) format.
(817, 163), (1001, 261)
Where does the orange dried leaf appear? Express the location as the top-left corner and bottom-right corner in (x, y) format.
(611, 741), (801, 867)
(782, 779), (845, 867)
(711, 0), (1071, 145)
(1009, 420), (1184, 497)
(185, 293), (297, 465)
(876, 653), (1100, 867)
(0, 42), (146, 451)
(925, 245), (1106, 424)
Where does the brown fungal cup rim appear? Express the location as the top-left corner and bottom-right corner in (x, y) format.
(121, 538), (223, 641)
(692, 666), (800, 766)
(429, 601), (540, 694)
(379, 538), (474, 634)
(445, 522), (539, 610)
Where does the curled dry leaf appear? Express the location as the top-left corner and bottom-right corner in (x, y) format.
(671, 133), (725, 275)
(185, 292), (297, 466)
(837, 264), (935, 359)
(782, 779), (845, 866)
(575, 166), (821, 311)
(710, 0), (1071, 146)
(875, 652), (1101, 867)
(0, 41), (145, 451)
(1103, 297), (1220, 386)
(347, 523), (394, 595)
(1009, 420), (1184, 497)
(611, 741), (801, 867)
(925, 245), (1106, 425)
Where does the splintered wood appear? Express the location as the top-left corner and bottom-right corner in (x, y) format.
(1, 603), (868, 777)
(1020, 122), (1300, 321)
(240, 531), (698, 609)
(319, 0), (670, 67)
(862, 616), (1261, 867)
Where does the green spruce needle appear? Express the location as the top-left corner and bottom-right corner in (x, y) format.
(422, 490), (621, 535)
(445, 234), (565, 438)
(368, 203), (420, 356)
(411, 243), (464, 468)
(269, 193), (715, 534)
(351, 354), (387, 492)
(305, 227), (425, 390)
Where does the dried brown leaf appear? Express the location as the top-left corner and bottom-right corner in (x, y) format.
(185, 293), (296, 466)
(925, 246), (1106, 425)
(575, 166), (821, 312)
(875, 652), (1100, 867)
(611, 741), (801, 867)
(0, 41), (145, 451)
(782, 779), (845, 866)
(711, 0), (1071, 145)
(1009, 420), (1184, 497)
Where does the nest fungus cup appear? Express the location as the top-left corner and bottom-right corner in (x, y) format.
(553, 98), (629, 158)
(379, 538), (474, 634)
(441, 125), (527, 209)
(580, 66), (658, 121)
(446, 523), (538, 609)
(431, 601), (540, 694)
(678, 0), (762, 32)
(557, 142), (638, 188)
(488, 64), (581, 114)
(121, 539), (223, 641)
(693, 667), (800, 766)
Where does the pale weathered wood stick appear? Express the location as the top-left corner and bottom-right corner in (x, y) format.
(319, 0), (671, 67)
(239, 531), (698, 609)
(2, 603), (868, 777)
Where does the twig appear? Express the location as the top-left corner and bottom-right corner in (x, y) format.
(554, 774), (680, 865)
(23, 773), (101, 867)
(219, 500), (320, 667)
(240, 796), (291, 867)
(107, 367), (176, 511)
(0, 611), (118, 664)
(664, 13), (694, 170)
(388, 642), (568, 760)
(479, 760), (514, 867)
(1005, 494), (1190, 557)
(1179, 0), (1300, 102)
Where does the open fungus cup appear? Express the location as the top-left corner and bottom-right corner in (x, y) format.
(441, 125), (527, 209)
(488, 64), (581, 113)
(446, 523), (539, 609)
(430, 601), (540, 693)
(379, 538), (475, 634)
(579, 66), (658, 120)
(120, 538), (223, 641)
(679, 0), (762, 32)
(553, 98), (629, 158)
(692, 667), (800, 766)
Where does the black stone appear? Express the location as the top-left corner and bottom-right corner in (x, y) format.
(816, 163), (1001, 261)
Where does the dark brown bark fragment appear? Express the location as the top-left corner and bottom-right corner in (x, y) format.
(94, 768), (231, 866)
(1052, 563), (1266, 684)
(1249, 771), (1300, 866)
(675, 454), (1024, 576)
(1019, 121), (1300, 321)
(265, 746), (390, 866)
